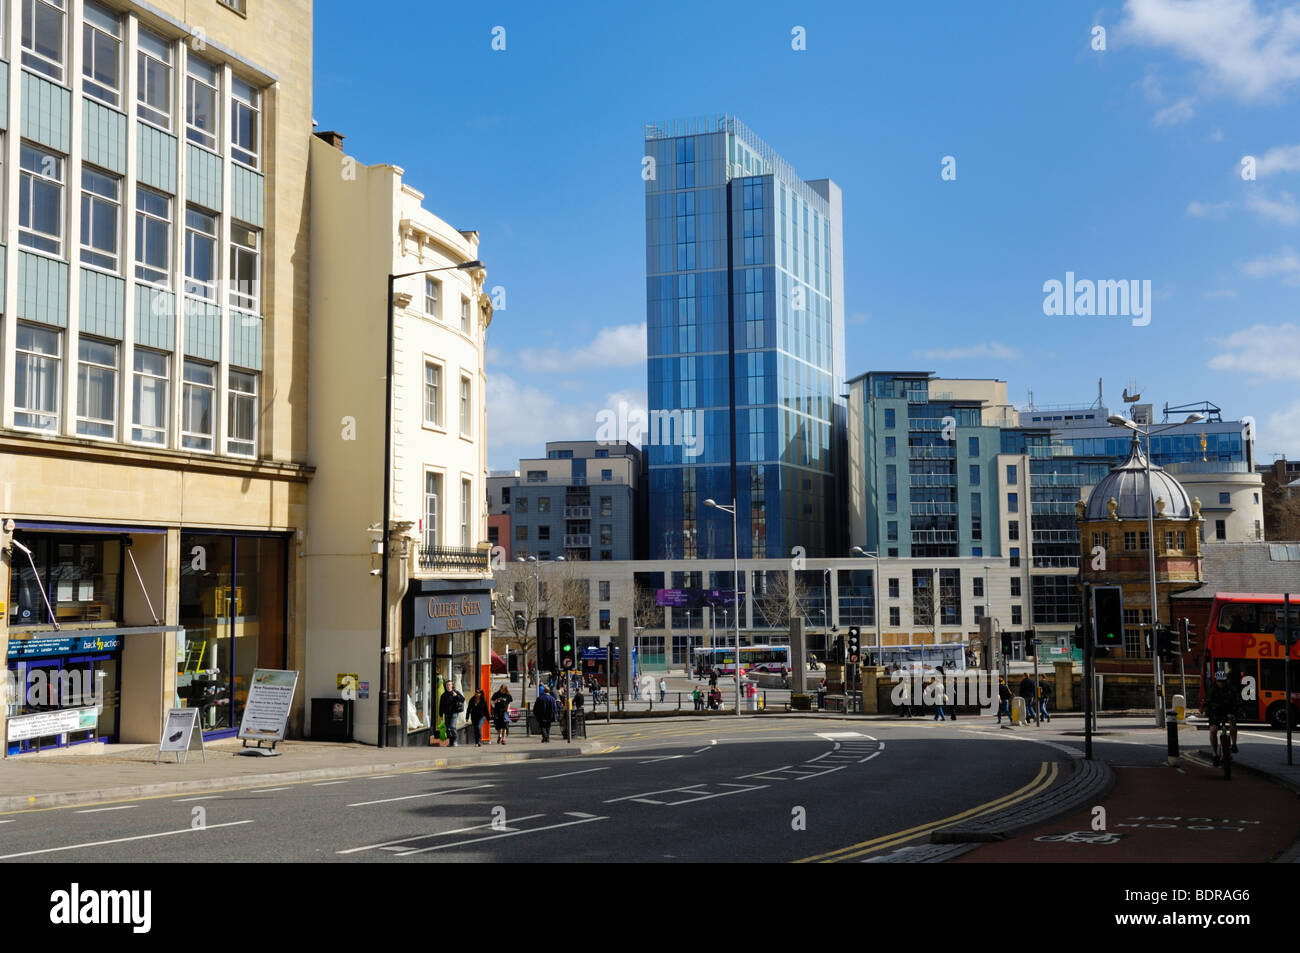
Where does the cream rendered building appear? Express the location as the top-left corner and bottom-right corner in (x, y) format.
(0, 0), (312, 754)
(307, 131), (492, 747)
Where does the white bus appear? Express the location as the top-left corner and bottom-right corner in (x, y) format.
(691, 644), (790, 678)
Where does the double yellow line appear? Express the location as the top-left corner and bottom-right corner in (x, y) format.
(795, 761), (1059, 863)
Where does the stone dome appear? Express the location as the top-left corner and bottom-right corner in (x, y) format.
(1083, 436), (1194, 521)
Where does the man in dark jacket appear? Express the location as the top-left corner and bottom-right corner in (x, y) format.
(997, 677), (1013, 724)
(534, 687), (557, 742)
(1018, 674), (1037, 725)
(438, 679), (465, 745)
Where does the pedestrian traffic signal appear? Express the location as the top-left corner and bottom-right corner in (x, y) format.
(1025, 628), (1036, 657)
(558, 617), (577, 670)
(847, 626), (860, 664)
(1091, 586), (1124, 648)
(1001, 633), (1013, 657)
(1181, 618), (1197, 654)
(537, 616), (556, 671)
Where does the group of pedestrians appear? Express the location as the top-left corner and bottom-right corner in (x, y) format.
(996, 674), (1052, 725)
(894, 676), (958, 720)
(690, 685), (724, 710)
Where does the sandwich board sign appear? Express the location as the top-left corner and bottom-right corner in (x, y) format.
(157, 708), (205, 764)
(237, 669), (299, 753)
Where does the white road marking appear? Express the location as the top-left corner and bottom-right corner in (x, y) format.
(736, 765), (791, 779)
(174, 795), (221, 802)
(538, 767), (610, 780)
(638, 755), (688, 764)
(694, 746), (713, 753)
(313, 780), (351, 786)
(347, 783), (492, 808)
(0, 820), (14, 825)
(248, 787), (290, 793)
(369, 775), (398, 780)
(629, 782), (768, 806)
(337, 814), (545, 854)
(606, 785), (699, 803)
(567, 811), (599, 818)
(397, 814), (607, 855)
(796, 766), (845, 780)
(74, 805), (136, 814)
(0, 821), (253, 860)
(860, 752), (883, 763)
(816, 731), (866, 740)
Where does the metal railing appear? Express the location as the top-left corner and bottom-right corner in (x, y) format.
(564, 534), (592, 548)
(417, 545), (490, 573)
(564, 506), (591, 519)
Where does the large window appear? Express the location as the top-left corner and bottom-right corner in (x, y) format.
(459, 375), (471, 436)
(76, 337), (118, 438)
(423, 361), (443, 427)
(182, 359), (215, 451)
(22, 0), (65, 82)
(135, 187), (171, 285)
(230, 76), (260, 168)
(19, 144), (64, 255)
(425, 278), (441, 318)
(227, 369), (257, 456)
(136, 28), (172, 129)
(9, 533), (121, 627)
(82, 1), (120, 106)
(424, 472), (442, 547)
(80, 167), (120, 271)
(14, 323), (61, 432)
(229, 223), (260, 311)
(185, 207), (218, 300)
(461, 479), (472, 547)
(131, 347), (169, 445)
(186, 55), (220, 150)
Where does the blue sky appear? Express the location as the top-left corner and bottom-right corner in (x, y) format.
(314, 0), (1300, 471)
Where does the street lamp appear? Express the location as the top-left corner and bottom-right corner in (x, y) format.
(704, 498), (742, 717)
(1106, 412), (1205, 728)
(379, 259), (483, 749)
(851, 546), (882, 656)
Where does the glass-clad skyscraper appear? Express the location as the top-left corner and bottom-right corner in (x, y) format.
(644, 116), (845, 560)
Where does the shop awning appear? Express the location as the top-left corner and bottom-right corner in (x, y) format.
(13, 521), (167, 535)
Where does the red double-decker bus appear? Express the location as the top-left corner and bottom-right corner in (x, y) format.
(1202, 593), (1300, 728)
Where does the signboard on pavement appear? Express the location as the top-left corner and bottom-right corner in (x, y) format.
(237, 669), (299, 745)
(157, 707), (205, 763)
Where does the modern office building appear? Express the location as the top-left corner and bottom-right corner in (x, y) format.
(643, 115), (846, 561)
(1, 0), (313, 754)
(486, 440), (645, 562)
(306, 131), (494, 746)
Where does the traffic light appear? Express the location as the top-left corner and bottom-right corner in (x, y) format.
(833, 636), (845, 664)
(1001, 632), (1013, 657)
(558, 616), (577, 670)
(513, 609), (526, 633)
(537, 616), (556, 670)
(1181, 618), (1197, 654)
(1091, 586), (1124, 649)
(1072, 624), (1085, 651)
(1025, 628), (1036, 658)
(1155, 626), (1178, 663)
(847, 626), (860, 664)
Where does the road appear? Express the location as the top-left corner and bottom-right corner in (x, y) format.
(2, 715), (1294, 863)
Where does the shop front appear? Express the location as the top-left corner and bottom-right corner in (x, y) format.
(400, 578), (494, 746)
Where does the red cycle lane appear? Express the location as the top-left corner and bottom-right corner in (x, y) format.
(952, 760), (1300, 863)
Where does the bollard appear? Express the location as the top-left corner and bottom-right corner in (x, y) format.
(1166, 709), (1179, 765)
(1172, 693), (1186, 723)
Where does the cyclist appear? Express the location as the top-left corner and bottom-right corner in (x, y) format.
(1204, 670), (1239, 767)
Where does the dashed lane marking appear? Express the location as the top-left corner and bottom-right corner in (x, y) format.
(74, 805), (136, 814)
(337, 815), (546, 855)
(396, 812), (608, 855)
(538, 767), (611, 780)
(0, 820), (254, 860)
(347, 783), (493, 808)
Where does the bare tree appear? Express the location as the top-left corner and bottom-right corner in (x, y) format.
(491, 560), (590, 680)
(752, 570), (813, 630)
(633, 582), (665, 631)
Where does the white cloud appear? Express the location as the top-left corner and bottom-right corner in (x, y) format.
(1208, 322), (1300, 377)
(1263, 401), (1300, 455)
(1153, 96), (1196, 125)
(1187, 199), (1234, 216)
(919, 341), (1021, 361)
(516, 322), (646, 372)
(1240, 246), (1300, 280)
(486, 375), (651, 467)
(1121, 0), (1300, 101)
(1255, 142), (1300, 176)
(1245, 189), (1300, 224)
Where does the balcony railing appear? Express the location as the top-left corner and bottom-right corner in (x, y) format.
(418, 545), (491, 573)
(564, 506), (591, 519)
(911, 530), (958, 544)
(909, 445), (955, 459)
(564, 534), (592, 548)
(908, 474), (957, 487)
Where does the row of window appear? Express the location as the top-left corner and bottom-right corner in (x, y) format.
(25, 0), (261, 167)
(17, 140), (261, 309)
(423, 278), (475, 339)
(509, 496), (617, 516)
(514, 524), (615, 545)
(14, 321), (256, 453)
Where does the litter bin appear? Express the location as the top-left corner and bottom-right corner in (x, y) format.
(311, 698), (353, 742)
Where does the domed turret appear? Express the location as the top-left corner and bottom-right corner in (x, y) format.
(1083, 435), (1193, 521)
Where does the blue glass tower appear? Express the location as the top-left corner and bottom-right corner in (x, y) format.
(644, 116), (845, 560)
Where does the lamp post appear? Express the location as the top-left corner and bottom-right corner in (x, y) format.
(1107, 412), (1205, 729)
(379, 259), (483, 749)
(704, 498), (742, 716)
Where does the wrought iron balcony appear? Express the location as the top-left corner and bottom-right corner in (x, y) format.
(417, 544), (491, 574)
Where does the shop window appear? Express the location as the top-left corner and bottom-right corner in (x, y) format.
(8, 533), (122, 627)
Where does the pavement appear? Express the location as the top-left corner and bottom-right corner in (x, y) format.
(0, 734), (601, 813)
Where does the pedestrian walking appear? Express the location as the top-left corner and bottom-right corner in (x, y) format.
(466, 688), (490, 747)
(438, 677), (464, 746)
(535, 687), (557, 742)
(932, 679), (947, 721)
(1018, 674), (1037, 725)
(896, 677), (912, 718)
(996, 677), (1012, 724)
(1037, 675), (1052, 723)
(658, 677), (667, 703)
(491, 685), (512, 745)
